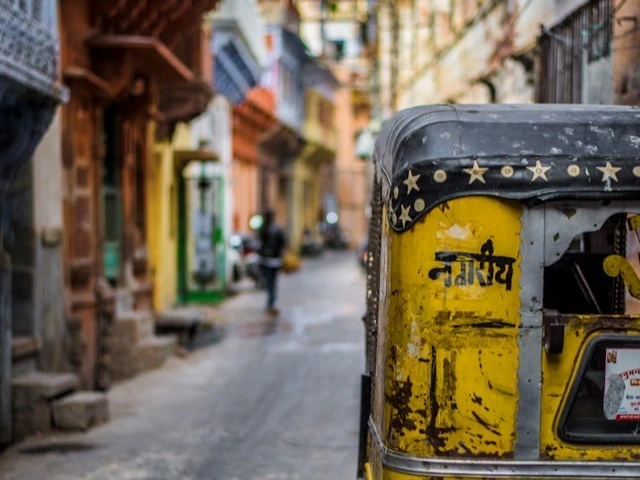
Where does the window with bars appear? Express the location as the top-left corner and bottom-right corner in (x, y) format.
(536, 0), (613, 103)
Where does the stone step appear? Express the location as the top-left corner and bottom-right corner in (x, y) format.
(12, 372), (79, 403)
(115, 288), (134, 316)
(12, 372), (79, 441)
(110, 310), (160, 382)
(12, 336), (40, 360)
(136, 336), (176, 373)
(113, 310), (155, 345)
(52, 391), (109, 432)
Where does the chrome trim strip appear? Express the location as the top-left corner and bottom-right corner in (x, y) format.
(369, 418), (640, 478)
(515, 206), (544, 458)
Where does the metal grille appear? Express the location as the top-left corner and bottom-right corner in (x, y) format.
(536, 0), (612, 103)
(364, 174), (382, 375)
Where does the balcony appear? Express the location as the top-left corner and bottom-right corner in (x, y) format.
(211, 0), (266, 67)
(0, 0), (67, 180)
(305, 93), (336, 147)
(210, 0), (266, 104)
(0, 0), (67, 101)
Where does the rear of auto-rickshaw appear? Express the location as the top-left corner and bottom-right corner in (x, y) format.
(358, 104), (640, 479)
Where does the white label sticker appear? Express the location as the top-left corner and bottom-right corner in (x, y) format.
(604, 348), (640, 421)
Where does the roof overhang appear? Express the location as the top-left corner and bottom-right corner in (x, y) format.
(63, 67), (116, 99)
(88, 35), (194, 83)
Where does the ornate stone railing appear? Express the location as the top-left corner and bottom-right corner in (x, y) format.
(0, 0), (67, 101)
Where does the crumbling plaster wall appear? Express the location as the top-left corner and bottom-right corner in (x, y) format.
(391, 0), (591, 108)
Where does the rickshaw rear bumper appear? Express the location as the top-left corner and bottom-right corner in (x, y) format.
(369, 419), (640, 478)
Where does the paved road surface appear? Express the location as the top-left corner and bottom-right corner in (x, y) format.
(0, 252), (365, 480)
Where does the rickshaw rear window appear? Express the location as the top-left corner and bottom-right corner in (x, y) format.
(559, 336), (640, 444)
(543, 213), (635, 315)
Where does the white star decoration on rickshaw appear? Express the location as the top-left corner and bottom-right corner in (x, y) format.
(399, 205), (412, 227)
(597, 161), (621, 182)
(463, 160), (488, 184)
(403, 170), (421, 193)
(527, 160), (551, 182)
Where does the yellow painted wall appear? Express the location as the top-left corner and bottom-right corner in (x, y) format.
(290, 150), (326, 252)
(147, 123), (193, 312)
(289, 89), (337, 252)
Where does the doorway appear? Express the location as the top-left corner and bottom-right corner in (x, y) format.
(177, 160), (226, 303)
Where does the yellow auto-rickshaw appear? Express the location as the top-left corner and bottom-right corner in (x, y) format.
(358, 104), (640, 479)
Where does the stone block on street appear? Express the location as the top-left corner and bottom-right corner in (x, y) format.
(136, 336), (176, 372)
(52, 392), (109, 431)
(12, 372), (79, 404)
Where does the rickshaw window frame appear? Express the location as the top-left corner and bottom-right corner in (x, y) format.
(557, 333), (640, 445)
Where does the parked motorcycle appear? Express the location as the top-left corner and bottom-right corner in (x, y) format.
(229, 233), (264, 289)
(319, 221), (349, 250)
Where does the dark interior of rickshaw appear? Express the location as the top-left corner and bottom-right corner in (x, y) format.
(543, 214), (625, 316)
(544, 213), (640, 442)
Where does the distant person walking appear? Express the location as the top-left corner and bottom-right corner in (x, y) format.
(258, 209), (287, 315)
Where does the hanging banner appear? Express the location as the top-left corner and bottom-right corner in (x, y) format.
(604, 348), (640, 421)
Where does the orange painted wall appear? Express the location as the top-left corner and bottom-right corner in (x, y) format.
(231, 87), (278, 233)
(333, 65), (368, 248)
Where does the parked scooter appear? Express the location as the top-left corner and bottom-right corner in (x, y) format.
(242, 235), (264, 289)
(322, 222), (349, 250)
(300, 227), (324, 257)
(229, 233), (264, 289)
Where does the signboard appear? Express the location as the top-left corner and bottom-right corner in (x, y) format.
(604, 348), (640, 421)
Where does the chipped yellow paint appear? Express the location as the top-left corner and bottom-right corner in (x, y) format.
(628, 214), (640, 232)
(369, 197), (523, 479)
(603, 255), (640, 300)
(541, 316), (640, 461)
(364, 462), (374, 480)
(368, 197), (640, 478)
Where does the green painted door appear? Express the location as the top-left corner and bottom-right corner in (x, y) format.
(178, 161), (226, 304)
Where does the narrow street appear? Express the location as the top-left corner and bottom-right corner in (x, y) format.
(0, 252), (365, 480)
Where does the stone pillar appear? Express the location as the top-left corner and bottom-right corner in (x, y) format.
(0, 251), (12, 445)
(32, 112), (67, 373)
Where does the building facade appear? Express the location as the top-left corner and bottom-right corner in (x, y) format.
(0, 0), (68, 445)
(259, 16), (309, 243)
(291, 71), (338, 251)
(299, 0), (371, 249)
(212, 0), (268, 239)
(57, 0), (220, 390)
(537, 0), (640, 106)
(371, 0), (587, 114)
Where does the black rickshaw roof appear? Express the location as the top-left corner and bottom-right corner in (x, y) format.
(375, 104), (640, 232)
